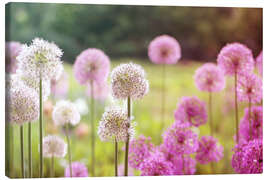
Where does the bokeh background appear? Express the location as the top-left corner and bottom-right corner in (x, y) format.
(5, 3), (262, 178)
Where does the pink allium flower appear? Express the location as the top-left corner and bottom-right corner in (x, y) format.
(232, 139), (263, 174)
(195, 136), (223, 164)
(239, 106), (263, 144)
(174, 96), (207, 127)
(5, 41), (22, 73)
(128, 135), (155, 169)
(73, 48), (110, 85)
(217, 42), (254, 76)
(255, 51), (263, 76)
(139, 150), (174, 176)
(51, 71), (69, 98)
(86, 81), (110, 101)
(118, 164), (134, 176)
(237, 73), (262, 103)
(148, 35), (181, 64)
(162, 122), (199, 155)
(65, 162), (88, 177)
(194, 63), (225, 92)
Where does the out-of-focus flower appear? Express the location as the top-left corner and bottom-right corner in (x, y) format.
(43, 135), (67, 158)
(118, 164), (134, 176)
(217, 42), (254, 76)
(86, 81), (110, 101)
(174, 96), (207, 127)
(232, 139), (263, 174)
(194, 63), (225, 92)
(5, 41), (22, 73)
(195, 136), (223, 164)
(75, 123), (90, 139)
(73, 98), (89, 116)
(111, 62), (149, 100)
(148, 35), (181, 64)
(73, 48), (110, 85)
(255, 51), (263, 76)
(65, 161), (88, 177)
(44, 100), (53, 118)
(51, 70), (69, 98)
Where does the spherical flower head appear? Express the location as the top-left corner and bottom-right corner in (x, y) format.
(239, 106), (263, 144)
(5, 41), (22, 73)
(148, 35), (181, 64)
(162, 122), (199, 155)
(232, 139), (263, 174)
(194, 63), (225, 92)
(217, 42), (254, 76)
(17, 38), (63, 81)
(43, 135), (67, 158)
(195, 136), (223, 164)
(237, 73), (262, 103)
(52, 100), (80, 126)
(111, 62), (149, 100)
(73, 48), (110, 85)
(98, 106), (135, 142)
(65, 162), (88, 177)
(128, 135), (155, 169)
(86, 81), (110, 101)
(174, 96), (207, 127)
(51, 70), (69, 98)
(256, 51), (263, 76)
(139, 150), (174, 176)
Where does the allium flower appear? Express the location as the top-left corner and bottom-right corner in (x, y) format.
(162, 123), (199, 155)
(98, 107), (135, 142)
(174, 96), (207, 127)
(237, 73), (262, 103)
(195, 136), (223, 164)
(73, 48), (110, 85)
(17, 38), (63, 80)
(239, 106), (263, 144)
(139, 150), (174, 176)
(52, 100), (80, 126)
(86, 81), (110, 100)
(148, 35), (181, 64)
(5, 41), (22, 73)
(232, 139), (263, 174)
(194, 63), (225, 92)
(43, 135), (67, 158)
(65, 162), (88, 177)
(51, 70), (69, 98)
(118, 164), (134, 176)
(217, 42), (254, 76)
(128, 135), (155, 169)
(111, 62), (149, 99)
(256, 51), (262, 76)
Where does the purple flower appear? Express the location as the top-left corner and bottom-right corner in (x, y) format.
(51, 71), (69, 98)
(5, 41), (22, 73)
(195, 136), (223, 164)
(194, 63), (225, 92)
(73, 48), (110, 85)
(237, 73), (262, 103)
(217, 42), (254, 76)
(86, 81), (110, 101)
(232, 139), (263, 174)
(128, 135), (155, 169)
(239, 106), (263, 144)
(148, 35), (181, 64)
(65, 162), (88, 177)
(255, 51), (263, 76)
(174, 96), (207, 127)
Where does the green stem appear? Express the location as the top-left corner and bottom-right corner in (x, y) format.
(90, 80), (95, 176)
(124, 97), (131, 176)
(51, 155), (54, 177)
(65, 124), (72, 177)
(209, 92), (213, 136)
(161, 64), (166, 130)
(115, 138), (118, 177)
(5, 122), (10, 177)
(20, 126), (25, 178)
(234, 72), (239, 143)
(39, 77), (43, 178)
(10, 124), (14, 177)
(28, 122), (32, 178)
(248, 98), (252, 140)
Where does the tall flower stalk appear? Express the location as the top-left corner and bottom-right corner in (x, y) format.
(208, 92), (213, 136)
(20, 126), (25, 178)
(115, 138), (118, 176)
(65, 124), (73, 177)
(90, 80), (95, 176)
(124, 97), (131, 176)
(234, 72), (239, 142)
(28, 122), (32, 178)
(39, 77), (43, 177)
(161, 64), (166, 129)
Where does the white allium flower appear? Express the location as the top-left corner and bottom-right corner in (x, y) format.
(43, 135), (67, 158)
(111, 62), (149, 99)
(17, 38), (63, 81)
(52, 100), (81, 126)
(98, 106), (135, 142)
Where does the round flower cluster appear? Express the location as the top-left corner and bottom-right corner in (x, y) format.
(217, 42), (254, 76)
(52, 100), (81, 126)
(256, 51), (263, 76)
(51, 71), (69, 98)
(174, 96), (207, 127)
(194, 63), (225, 92)
(5, 41), (22, 73)
(237, 73), (262, 103)
(17, 38), (63, 80)
(148, 35), (181, 64)
(73, 48), (110, 85)
(195, 136), (224, 164)
(43, 135), (67, 158)
(65, 162), (88, 177)
(232, 139), (263, 174)
(98, 107), (135, 142)
(111, 62), (149, 99)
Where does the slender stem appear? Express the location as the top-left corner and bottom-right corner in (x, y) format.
(5, 122), (10, 177)
(248, 98), (252, 140)
(10, 124), (14, 177)
(234, 72), (239, 143)
(210, 162), (214, 173)
(90, 80), (95, 176)
(182, 154), (185, 174)
(65, 124), (72, 177)
(39, 77), (43, 178)
(51, 155), (54, 177)
(124, 97), (131, 176)
(209, 92), (213, 136)
(161, 64), (166, 130)
(28, 122), (32, 178)
(20, 126), (25, 178)
(115, 138), (118, 177)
